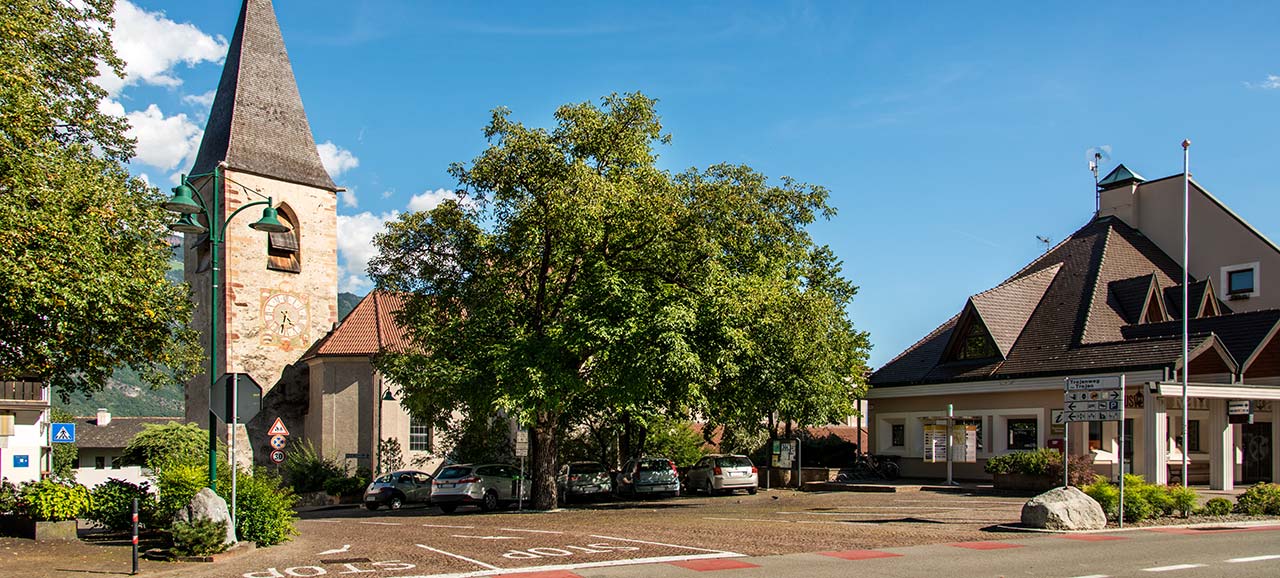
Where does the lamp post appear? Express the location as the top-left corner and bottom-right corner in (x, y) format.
(163, 162), (291, 489)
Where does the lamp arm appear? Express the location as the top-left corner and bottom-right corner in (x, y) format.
(224, 199), (271, 229)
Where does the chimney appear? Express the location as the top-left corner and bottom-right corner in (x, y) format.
(97, 408), (111, 426)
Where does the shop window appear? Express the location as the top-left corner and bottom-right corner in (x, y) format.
(1007, 418), (1037, 450)
(890, 424), (905, 447)
(409, 416), (431, 452)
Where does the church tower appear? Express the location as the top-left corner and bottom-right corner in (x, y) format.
(181, 0), (339, 442)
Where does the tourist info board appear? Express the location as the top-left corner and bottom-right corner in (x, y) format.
(1057, 376), (1124, 423)
(924, 423), (977, 463)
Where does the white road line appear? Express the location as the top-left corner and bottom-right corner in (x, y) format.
(499, 528), (564, 534)
(423, 523), (475, 529)
(392, 551), (742, 578)
(1226, 554), (1280, 563)
(451, 535), (522, 540)
(589, 534), (739, 555)
(703, 516), (874, 526)
(415, 544), (500, 570)
(359, 521), (403, 526)
(1142, 564), (1206, 572)
(317, 545), (351, 555)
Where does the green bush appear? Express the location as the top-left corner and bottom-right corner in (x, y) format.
(1081, 475), (1195, 522)
(1202, 497), (1233, 516)
(86, 478), (152, 531)
(281, 440), (344, 493)
(983, 449), (1057, 476)
(322, 475), (369, 498)
(218, 467), (297, 546)
(0, 479), (19, 514)
(643, 417), (706, 468)
(123, 422), (225, 474)
(170, 518), (229, 557)
(1165, 485), (1198, 518)
(18, 479), (91, 521)
(1082, 476), (1119, 518)
(1136, 484), (1175, 517)
(152, 463), (207, 528)
(1122, 490), (1155, 522)
(1234, 482), (1280, 516)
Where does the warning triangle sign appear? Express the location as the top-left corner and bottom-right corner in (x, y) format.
(268, 417), (289, 436)
(54, 426), (73, 442)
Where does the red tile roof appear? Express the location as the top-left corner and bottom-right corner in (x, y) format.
(302, 291), (411, 359)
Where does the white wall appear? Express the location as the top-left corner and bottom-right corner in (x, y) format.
(0, 420), (47, 485)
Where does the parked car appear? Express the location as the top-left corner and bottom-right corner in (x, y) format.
(686, 454), (758, 496)
(364, 469), (433, 510)
(430, 463), (529, 513)
(614, 456), (681, 498)
(556, 461), (613, 503)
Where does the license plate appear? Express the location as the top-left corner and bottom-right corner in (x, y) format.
(438, 483), (455, 488)
(365, 495), (377, 501)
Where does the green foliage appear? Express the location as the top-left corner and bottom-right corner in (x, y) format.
(0, 479), (21, 514)
(1234, 482), (1280, 516)
(281, 439), (345, 493)
(1082, 476), (1119, 518)
(641, 417), (706, 468)
(323, 474), (369, 498)
(443, 415), (514, 465)
(54, 365), (186, 417)
(1202, 497), (1233, 516)
(122, 422), (223, 473)
(217, 468), (297, 546)
(371, 92), (869, 509)
(86, 478), (151, 531)
(377, 437), (405, 475)
(170, 518), (229, 557)
(984, 449), (1057, 476)
(50, 408), (78, 478)
(1081, 475), (1197, 522)
(152, 463), (207, 529)
(0, 0), (202, 397)
(1164, 484), (1198, 518)
(18, 479), (91, 521)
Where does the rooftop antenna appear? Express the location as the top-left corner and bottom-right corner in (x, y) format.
(1086, 146), (1112, 214)
(1036, 235), (1052, 253)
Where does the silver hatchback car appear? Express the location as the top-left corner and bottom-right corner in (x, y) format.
(430, 463), (529, 514)
(363, 469), (433, 510)
(614, 456), (681, 498)
(686, 454), (758, 495)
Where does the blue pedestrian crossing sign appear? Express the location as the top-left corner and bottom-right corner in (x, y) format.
(52, 422), (76, 443)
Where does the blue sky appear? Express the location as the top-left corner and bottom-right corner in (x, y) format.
(109, 1), (1280, 368)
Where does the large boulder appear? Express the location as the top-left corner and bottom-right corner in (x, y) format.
(174, 488), (236, 546)
(1021, 486), (1107, 531)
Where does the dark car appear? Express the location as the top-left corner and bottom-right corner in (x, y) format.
(614, 456), (680, 498)
(556, 461), (613, 503)
(363, 470), (433, 510)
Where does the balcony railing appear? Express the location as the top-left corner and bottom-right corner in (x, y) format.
(0, 381), (48, 403)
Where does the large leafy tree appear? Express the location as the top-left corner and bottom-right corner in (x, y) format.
(0, 0), (201, 397)
(372, 93), (867, 509)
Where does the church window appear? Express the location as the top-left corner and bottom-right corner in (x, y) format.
(267, 205), (301, 273)
(409, 417), (431, 452)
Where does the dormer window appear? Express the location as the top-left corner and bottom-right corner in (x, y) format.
(957, 321), (999, 360)
(1222, 262), (1259, 300)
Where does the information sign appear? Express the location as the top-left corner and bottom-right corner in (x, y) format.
(1229, 400), (1254, 424)
(951, 424), (977, 463)
(515, 430), (529, 458)
(923, 424), (947, 463)
(1061, 376), (1125, 423)
(777, 441), (794, 468)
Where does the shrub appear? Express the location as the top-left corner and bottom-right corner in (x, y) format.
(1234, 482), (1280, 516)
(984, 449), (1059, 477)
(1122, 490), (1155, 522)
(1202, 497), (1233, 516)
(170, 518), (229, 557)
(281, 440), (344, 493)
(1165, 484), (1198, 518)
(123, 422), (225, 474)
(1044, 453), (1098, 487)
(1082, 476), (1119, 518)
(18, 479), (91, 521)
(322, 475), (368, 498)
(87, 478), (152, 531)
(0, 479), (20, 514)
(218, 467), (297, 546)
(643, 417), (706, 468)
(152, 463), (207, 529)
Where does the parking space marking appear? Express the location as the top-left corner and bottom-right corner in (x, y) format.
(1226, 554), (1280, 563)
(501, 528), (565, 535)
(1141, 564), (1205, 572)
(425, 524), (476, 529)
(453, 535), (524, 540)
(393, 552), (746, 578)
(588, 535), (740, 555)
(317, 545), (351, 555)
(416, 544), (502, 570)
(359, 521), (404, 526)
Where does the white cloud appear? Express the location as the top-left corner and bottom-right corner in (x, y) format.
(125, 104), (203, 171)
(381, 190), (394, 199)
(408, 188), (464, 212)
(95, 1), (228, 96)
(317, 141), (360, 179)
(183, 90), (216, 108)
(339, 189), (359, 209)
(337, 211), (400, 293)
(1246, 74), (1280, 89)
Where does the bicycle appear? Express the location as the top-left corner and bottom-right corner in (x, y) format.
(835, 454), (901, 482)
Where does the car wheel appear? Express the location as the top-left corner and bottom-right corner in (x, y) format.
(748, 487), (757, 495)
(365, 503), (380, 511)
(481, 490), (499, 512)
(389, 495), (403, 510)
(439, 504), (457, 514)
(704, 480), (716, 497)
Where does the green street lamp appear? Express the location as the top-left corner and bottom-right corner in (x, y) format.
(163, 163), (291, 489)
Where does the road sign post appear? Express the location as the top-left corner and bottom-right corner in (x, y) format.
(1063, 375), (1127, 526)
(515, 430), (528, 511)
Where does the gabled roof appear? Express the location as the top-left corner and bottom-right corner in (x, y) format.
(190, 0), (338, 191)
(302, 291), (410, 359)
(1097, 164), (1146, 189)
(870, 216), (1280, 387)
(72, 416), (181, 450)
(1164, 279), (1221, 320)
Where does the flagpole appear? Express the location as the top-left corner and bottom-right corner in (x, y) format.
(1181, 138), (1190, 487)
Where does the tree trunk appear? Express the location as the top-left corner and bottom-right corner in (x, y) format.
(531, 411), (559, 510)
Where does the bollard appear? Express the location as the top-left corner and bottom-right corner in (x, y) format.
(131, 497), (139, 575)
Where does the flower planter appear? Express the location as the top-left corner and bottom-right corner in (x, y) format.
(992, 473), (1058, 492)
(0, 515), (79, 540)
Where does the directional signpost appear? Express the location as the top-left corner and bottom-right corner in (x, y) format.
(1063, 375), (1126, 527)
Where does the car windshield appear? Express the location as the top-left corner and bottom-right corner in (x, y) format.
(637, 460), (670, 472)
(573, 463), (605, 474)
(716, 457), (753, 469)
(374, 474), (394, 483)
(437, 466), (472, 479)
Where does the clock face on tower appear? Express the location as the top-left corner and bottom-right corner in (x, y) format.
(261, 292), (309, 349)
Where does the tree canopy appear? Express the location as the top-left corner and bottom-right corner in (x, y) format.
(371, 93), (869, 509)
(0, 0), (201, 397)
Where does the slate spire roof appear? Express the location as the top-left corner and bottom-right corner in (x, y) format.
(190, 0), (338, 192)
(870, 216), (1278, 387)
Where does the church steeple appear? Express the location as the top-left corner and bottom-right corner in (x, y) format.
(190, 0), (337, 191)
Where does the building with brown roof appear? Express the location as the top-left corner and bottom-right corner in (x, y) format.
(868, 164), (1280, 490)
(72, 410), (179, 488)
